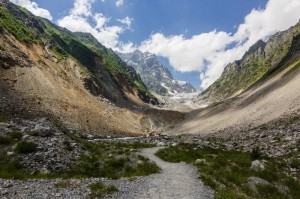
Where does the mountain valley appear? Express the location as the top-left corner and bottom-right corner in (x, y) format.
(0, 0), (299, 198)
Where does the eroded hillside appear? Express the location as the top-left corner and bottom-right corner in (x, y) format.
(0, 0), (184, 135)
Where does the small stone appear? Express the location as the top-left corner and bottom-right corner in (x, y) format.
(137, 160), (143, 165)
(1, 190), (8, 195)
(3, 182), (13, 188)
(251, 160), (265, 171)
(195, 159), (206, 165)
(6, 151), (15, 156)
(171, 143), (177, 147)
(54, 193), (62, 197)
(0, 122), (10, 128)
(40, 168), (50, 175)
(157, 142), (165, 147)
(248, 176), (271, 189)
(33, 124), (53, 137)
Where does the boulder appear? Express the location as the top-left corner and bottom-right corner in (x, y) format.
(33, 124), (53, 137)
(251, 160), (265, 171)
(247, 176), (271, 189)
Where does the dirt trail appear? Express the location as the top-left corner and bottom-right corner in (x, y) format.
(113, 147), (213, 199)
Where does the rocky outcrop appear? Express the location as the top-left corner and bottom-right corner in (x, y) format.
(118, 50), (197, 95)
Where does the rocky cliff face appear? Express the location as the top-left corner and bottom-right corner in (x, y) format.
(203, 21), (300, 101)
(118, 50), (197, 96)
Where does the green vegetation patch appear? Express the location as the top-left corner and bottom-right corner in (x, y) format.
(68, 139), (160, 179)
(0, 8), (36, 42)
(156, 144), (299, 199)
(88, 181), (118, 199)
(15, 141), (37, 153)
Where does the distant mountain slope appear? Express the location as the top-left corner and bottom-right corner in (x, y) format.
(203, 21), (300, 101)
(118, 50), (197, 95)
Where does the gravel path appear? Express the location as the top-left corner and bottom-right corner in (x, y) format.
(112, 147), (214, 199)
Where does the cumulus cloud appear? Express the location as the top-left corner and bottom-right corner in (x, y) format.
(116, 0), (124, 7)
(139, 0), (300, 89)
(117, 16), (133, 29)
(9, 0), (52, 20)
(58, 0), (134, 51)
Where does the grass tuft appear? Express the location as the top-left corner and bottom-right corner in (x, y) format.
(88, 181), (118, 199)
(15, 141), (37, 153)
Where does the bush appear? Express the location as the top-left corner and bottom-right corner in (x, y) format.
(0, 136), (13, 145)
(251, 147), (261, 160)
(15, 141), (37, 153)
(88, 181), (118, 199)
(10, 130), (23, 140)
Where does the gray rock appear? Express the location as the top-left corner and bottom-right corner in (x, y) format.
(251, 160), (265, 171)
(0, 122), (10, 129)
(33, 124), (53, 137)
(157, 142), (165, 147)
(6, 151), (14, 156)
(195, 159), (207, 165)
(247, 176), (271, 189)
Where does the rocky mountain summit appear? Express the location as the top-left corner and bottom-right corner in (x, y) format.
(118, 50), (196, 95)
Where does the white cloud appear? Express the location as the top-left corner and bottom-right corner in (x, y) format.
(117, 16), (133, 29)
(9, 0), (52, 20)
(139, 0), (300, 89)
(116, 0), (124, 7)
(58, 0), (134, 52)
(71, 0), (94, 17)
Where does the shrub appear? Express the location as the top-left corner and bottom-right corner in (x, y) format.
(250, 147), (261, 160)
(15, 141), (37, 153)
(88, 181), (118, 199)
(10, 130), (23, 140)
(0, 136), (13, 145)
(63, 140), (73, 151)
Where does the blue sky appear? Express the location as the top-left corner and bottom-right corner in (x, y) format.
(10, 0), (300, 89)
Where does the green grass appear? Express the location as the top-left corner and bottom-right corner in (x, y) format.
(0, 136), (13, 145)
(156, 144), (299, 199)
(63, 140), (73, 151)
(88, 181), (118, 199)
(0, 129), (23, 145)
(0, 8), (36, 42)
(15, 141), (37, 153)
(67, 139), (160, 179)
(0, 115), (8, 123)
(55, 180), (72, 188)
